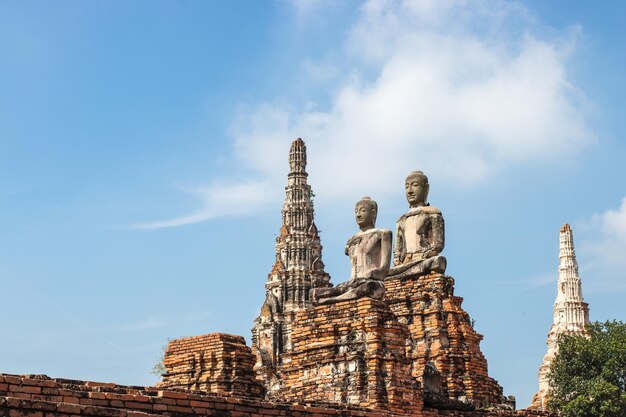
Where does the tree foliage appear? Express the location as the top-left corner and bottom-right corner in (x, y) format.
(547, 320), (626, 417)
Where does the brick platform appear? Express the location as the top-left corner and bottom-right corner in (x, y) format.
(385, 273), (506, 407)
(0, 373), (554, 417)
(158, 333), (264, 398)
(278, 298), (421, 414)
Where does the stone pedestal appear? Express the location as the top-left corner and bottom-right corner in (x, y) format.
(385, 272), (506, 408)
(158, 333), (264, 398)
(278, 298), (422, 414)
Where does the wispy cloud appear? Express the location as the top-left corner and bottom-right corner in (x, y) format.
(129, 180), (276, 230)
(577, 197), (626, 290)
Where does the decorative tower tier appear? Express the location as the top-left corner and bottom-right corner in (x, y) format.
(531, 224), (590, 409)
(251, 138), (331, 396)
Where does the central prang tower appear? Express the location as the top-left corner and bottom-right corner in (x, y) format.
(251, 138), (331, 395)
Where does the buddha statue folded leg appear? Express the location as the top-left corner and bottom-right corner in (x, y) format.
(310, 282), (349, 302)
(387, 255), (447, 278)
(313, 279), (385, 305)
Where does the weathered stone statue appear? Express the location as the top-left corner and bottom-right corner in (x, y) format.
(312, 197), (392, 305)
(387, 171), (446, 278)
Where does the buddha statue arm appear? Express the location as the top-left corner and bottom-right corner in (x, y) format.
(428, 212), (445, 257)
(380, 229), (392, 274)
(345, 235), (360, 256)
(367, 230), (392, 280)
(393, 219), (405, 266)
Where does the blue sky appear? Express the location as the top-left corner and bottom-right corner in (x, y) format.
(1, 0), (625, 409)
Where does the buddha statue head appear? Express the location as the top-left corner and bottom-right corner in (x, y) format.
(355, 196), (377, 231)
(405, 171), (429, 208)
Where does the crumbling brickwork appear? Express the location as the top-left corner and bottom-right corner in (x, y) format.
(278, 298), (421, 414)
(0, 373), (554, 417)
(158, 333), (264, 398)
(385, 272), (506, 407)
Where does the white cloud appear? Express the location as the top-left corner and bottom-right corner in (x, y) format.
(141, 0), (594, 228)
(231, 0), (593, 202)
(578, 198), (626, 281)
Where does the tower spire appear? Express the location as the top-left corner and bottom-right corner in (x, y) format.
(531, 224), (590, 409)
(554, 224), (588, 332)
(251, 138), (331, 396)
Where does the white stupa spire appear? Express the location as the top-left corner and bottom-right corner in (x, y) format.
(531, 224), (589, 409)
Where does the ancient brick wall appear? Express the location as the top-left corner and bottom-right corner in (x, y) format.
(154, 273), (508, 412)
(158, 333), (264, 398)
(278, 298), (421, 414)
(0, 373), (554, 417)
(385, 273), (506, 407)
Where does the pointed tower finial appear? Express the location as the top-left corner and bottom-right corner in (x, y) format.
(289, 138), (307, 175)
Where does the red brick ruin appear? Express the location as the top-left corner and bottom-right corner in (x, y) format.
(1, 139), (554, 417)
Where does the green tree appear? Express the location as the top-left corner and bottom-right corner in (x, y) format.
(547, 320), (626, 417)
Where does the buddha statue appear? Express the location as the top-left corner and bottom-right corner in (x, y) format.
(312, 197), (392, 305)
(387, 171), (447, 278)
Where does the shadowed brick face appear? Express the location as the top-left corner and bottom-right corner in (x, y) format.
(385, 273), (505, 407)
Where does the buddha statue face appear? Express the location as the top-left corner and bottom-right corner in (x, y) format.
(405, 171), (429, 208)
(355, 197), (377, 231)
